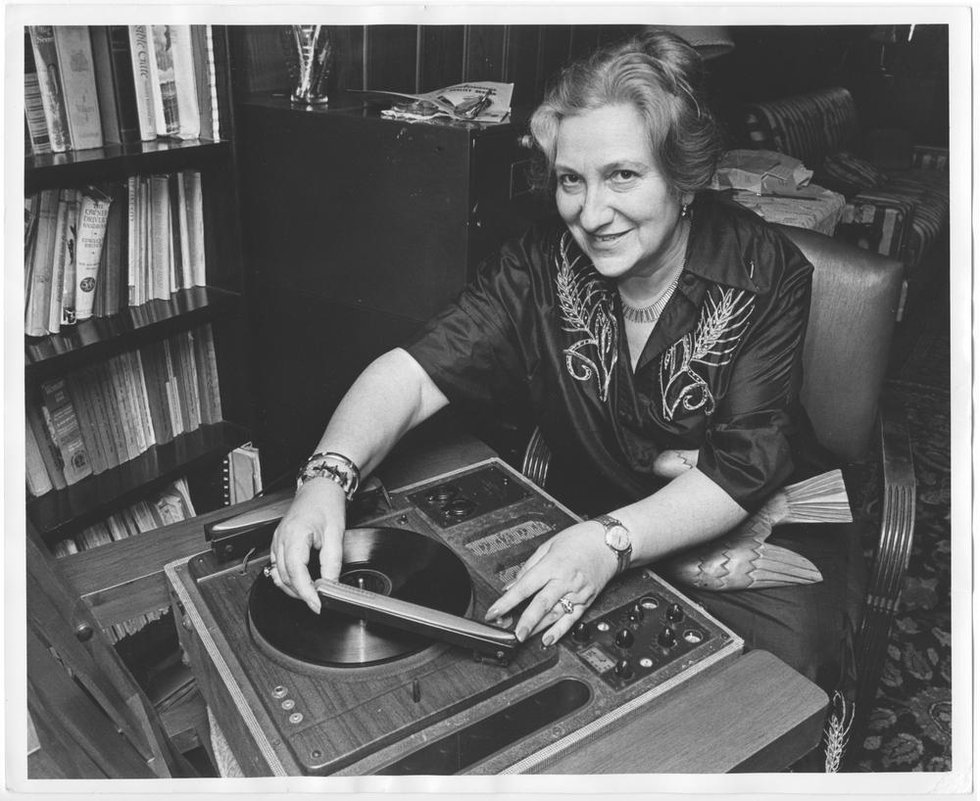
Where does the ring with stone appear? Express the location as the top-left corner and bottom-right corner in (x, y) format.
(558, 596), (575, 615)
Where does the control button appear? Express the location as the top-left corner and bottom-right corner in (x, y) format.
(272, 686), (288, 699)
(596, 621), (611, 632)
(281, 699), (295, 710)
(639, 657), (653, 668)
(572, 621), (591, 642)
(640, 596), (660, 610)
(683, 629), (705, 644)
(614, 659), (634, 679)
(288, 712), (304, 725)
(443, 498), (476, 520)
(666, 603), (684, 623)
(428, 484), (459, 503)
(614, 628), (635, 649)
(627, 603), (644, 623)
(657, 626), (677, 648)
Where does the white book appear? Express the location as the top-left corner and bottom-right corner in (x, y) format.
(184, 171), (206, 286)
(170, 25), (200, 139)
(73, 188), (113, 321)
(128, 26), (157, 141)
(52, 26), (103, 150)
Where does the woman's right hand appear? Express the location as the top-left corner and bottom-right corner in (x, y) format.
(268, 478), (348, 614)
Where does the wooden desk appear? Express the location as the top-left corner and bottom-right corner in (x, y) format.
(66, 423), (828, 774)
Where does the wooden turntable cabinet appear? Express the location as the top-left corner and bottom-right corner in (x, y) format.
(166, 456), (752, 775)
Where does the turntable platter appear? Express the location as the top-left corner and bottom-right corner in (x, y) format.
(248, 527), (472, 667)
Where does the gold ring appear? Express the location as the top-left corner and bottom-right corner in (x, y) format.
(558, 596), (575, 615)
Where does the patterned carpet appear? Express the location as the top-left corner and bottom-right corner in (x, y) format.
(848, 274), (952, 772)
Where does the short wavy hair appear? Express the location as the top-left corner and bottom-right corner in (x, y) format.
(529, 29), (722, 197)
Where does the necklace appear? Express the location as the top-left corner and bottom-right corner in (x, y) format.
(619, 273), (681, 324)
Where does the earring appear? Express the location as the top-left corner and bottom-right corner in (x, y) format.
(680, 202), (690, 219)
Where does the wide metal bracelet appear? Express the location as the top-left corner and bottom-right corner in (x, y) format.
(296, 452), (361, 500)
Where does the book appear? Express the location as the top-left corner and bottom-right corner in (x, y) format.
(63, 369), (108, 475)
(128, 349), (157, 448)
(173, 331), (202, 432)
(104, 355), (138, 460)
(148, 175), (172, 300)
(225, 443), (262, 505)
(28, 26), (70, 152)
(39, 377), (93, 485)
(52, 26), (104, 151)
(190, 25), (216, 140)
(128, 26), (157, 141)
(88, 26), (122, 145)
(93, 181), (126, 317)
(149, 25), (179, 138)
(138, 342), (173, 444)
(126, 175), (139, 305)
(172, 173), (191, 290)
(25, 418), (54, 497)
(26, 401), (67, 490)
(161, 337), (185, 436)
(25, 190), (60, 337)
(103, 26), (141, 143)
(24, 30), (51, 154)
(47, 190), (74, 334)
(183, 170), (206, 286)
(57, 189), (80, 327)
(89, 362), (124, 467)
(192, 324), (222, 424)
(170, 25), (200, 139)
(73, 187), (113, 320)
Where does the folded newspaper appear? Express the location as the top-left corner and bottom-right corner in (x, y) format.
(711, 149), (814, 195)
(352, 81), (513, 124)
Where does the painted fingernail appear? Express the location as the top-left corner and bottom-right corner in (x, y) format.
(542, 634), (554, 647)
(515, 626), (528, 642)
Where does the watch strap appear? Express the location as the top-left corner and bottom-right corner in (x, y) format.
(592, 514), (632, 575)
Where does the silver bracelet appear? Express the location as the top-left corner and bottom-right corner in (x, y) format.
(296, 451), (361, 500)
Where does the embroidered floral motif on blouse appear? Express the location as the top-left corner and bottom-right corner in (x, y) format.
(554, 233), (619, 402)
(659, 285), (756, 420)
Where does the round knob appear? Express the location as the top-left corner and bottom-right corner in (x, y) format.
(74, 623), (93, 642)
(666, 603), (684, 623)
(572, 621), (591, 642)
(657, 626), (677, 648)
(614, 659), (634, 679)
(614, 628), (635, 649)
(627, 603), (644, 623)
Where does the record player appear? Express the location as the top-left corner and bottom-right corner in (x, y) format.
(165, 457), (744, 776)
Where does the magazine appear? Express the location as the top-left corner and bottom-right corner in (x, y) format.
(351, 81), (514, 124)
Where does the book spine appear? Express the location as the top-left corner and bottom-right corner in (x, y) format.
(52, 26), (104, 151)
(183, 170), (206, 286)
(26, 401), (67, 490)
(25, 417), (54, 497)
(207, 26), (224, 141)
(28, 26), (70, 152)
(97, 181), (126, 316)
(39, 377), (93, 484)
(64, 369), (107, 475)
(105, 355), (137, 460)
(77, 364), (117, 471)
(194, 324), (222, 424)
(105, 26), (141, 144)
(88, 26), (122, 145)
(174, 332), (202, 432)
(139, 342), (172, 444)
(24, 30), (51, 154)
(74, 188), (113, 320)
(189, 25), (213, 140)
(47, 191), (72, 334)
(149, 25), (178, 137)
(25, 190), (60, 337)
(90, 362), (123, 467)
(126, 175), (138, 305)
(59, 189), (80, 326)
(174, 173), (192, 290)
(130, 349), (157, 447)
(169, 25), (200, 139)
(119, 352), (149, 454)
(161, 338), (186, 436)
(128, 26), (157, 141)
(149, 175), (172, 300)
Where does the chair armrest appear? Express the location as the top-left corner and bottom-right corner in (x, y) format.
(911, 144), (949, 171)
(852, 400), (916, 731)
(521, 426), (552, 488)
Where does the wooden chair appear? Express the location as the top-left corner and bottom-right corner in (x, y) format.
(521, 224), (915, 766)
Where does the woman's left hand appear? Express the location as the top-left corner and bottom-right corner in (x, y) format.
(484, 521), (618, 646)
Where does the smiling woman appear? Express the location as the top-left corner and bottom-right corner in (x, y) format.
(269, 31), (864, 738)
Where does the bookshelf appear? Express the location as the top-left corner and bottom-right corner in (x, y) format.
(24, 25), (253, 551)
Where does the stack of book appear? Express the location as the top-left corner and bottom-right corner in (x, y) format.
(24, 168), (206, 337)
(50, 477), (196, 643)
(25, 24), (222, 156)
(25, 324), (223, 497)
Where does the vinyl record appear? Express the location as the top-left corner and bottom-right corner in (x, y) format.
(248, 527), (472, 667)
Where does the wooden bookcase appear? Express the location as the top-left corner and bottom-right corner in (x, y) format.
(24, 27), (254, 551)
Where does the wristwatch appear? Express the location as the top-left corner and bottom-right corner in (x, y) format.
(592, 514), (633, 576)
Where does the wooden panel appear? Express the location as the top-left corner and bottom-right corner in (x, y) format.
(540, 650), (827, 773)
(364, 25), (418, 92)
(504, 25), (543, 109)
(329, 25), (366, 92)
(420, 26), (465, 91)
(536, 25), (573, 95)
(464, 25), (506, 82)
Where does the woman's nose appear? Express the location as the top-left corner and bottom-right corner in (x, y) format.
(578, 185), (614, 230)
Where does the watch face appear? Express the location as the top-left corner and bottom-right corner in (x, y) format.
(605, 526), (630, 552)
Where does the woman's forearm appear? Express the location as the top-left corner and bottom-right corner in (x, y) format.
(614, 469), (748, 567)
(311, 347), (449, 476)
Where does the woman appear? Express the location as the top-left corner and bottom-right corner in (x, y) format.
(269, 30), (861, 694)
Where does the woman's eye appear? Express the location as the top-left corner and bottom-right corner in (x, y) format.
(612, 169), (638, 182)
(557, 174), (581, 189)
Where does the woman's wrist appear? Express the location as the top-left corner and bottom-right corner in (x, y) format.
(297, 451), (361, 499)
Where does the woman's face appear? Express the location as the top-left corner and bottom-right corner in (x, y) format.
(554, 103), (687, 283)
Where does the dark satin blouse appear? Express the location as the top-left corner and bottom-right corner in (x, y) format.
(405, 190), (829, 515)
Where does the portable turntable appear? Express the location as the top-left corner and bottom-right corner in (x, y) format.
(166, 457), (744, 775)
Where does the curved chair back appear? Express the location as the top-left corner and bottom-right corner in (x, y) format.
(777, 225), (904, 463)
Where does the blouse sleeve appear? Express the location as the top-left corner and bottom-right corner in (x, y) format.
(403, 233), (535, 411)
(695, 241), (814, 512)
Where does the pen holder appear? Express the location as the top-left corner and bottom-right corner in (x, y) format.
(282, 25), (332, 106)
